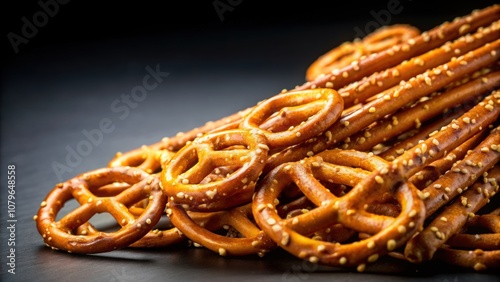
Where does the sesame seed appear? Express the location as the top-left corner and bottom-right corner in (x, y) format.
(218, 248), (227, 256)
(397, 225), (407, 234)
(387, 239), (397, 251)
(281, 232), (290, 245)
(267, 218), (276, 225)
(339, 257), (347, 265)
(368, 254), (379, 263)
(367, 241), (376, 249)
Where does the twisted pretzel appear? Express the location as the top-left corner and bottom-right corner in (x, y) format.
(252, 149), (425, 270)
(306, 24), (420, 82)
(167, 203), (276, 256)
(240, 88), (343, 149)
(35, 167), (167, 253)
(109, 143), (176, 174)
(161, 129), (269, 211)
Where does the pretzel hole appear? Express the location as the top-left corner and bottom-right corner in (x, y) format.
(260, 102), (323, 133)
(55, 198), (80, 222)
(86, 213), (122, 233)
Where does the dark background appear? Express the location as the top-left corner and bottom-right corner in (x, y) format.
(1, 0), (499, 281)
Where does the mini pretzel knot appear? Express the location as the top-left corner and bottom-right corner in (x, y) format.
(36, 167), (167, 253)
(161, 129), (269, 211)
(252, 149), (426, 270)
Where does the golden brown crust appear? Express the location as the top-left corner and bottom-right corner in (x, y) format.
(161, 129), (269, 211)
(35, 167), (167, 253)
(252, 149), (425, 269)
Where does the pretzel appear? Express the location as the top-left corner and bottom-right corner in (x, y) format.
(35, 167), (167, 253)
(403, 130), (500, 263)
(363, 24), (421, 53)
(252, 149), (425, 271)
(297, 4), (500, 91)
(445, 206), (500, 250)
(378, 106), (471, 161)
(337, 20), (500, 108)
(409, 131), (486, 189)
(433, 202), (500, 271)
(160, 129), (269, 212)
(266, 39), (500, 171)
(306, 22), (423, 81)
(240, 88), (343, 149)
(108, 143), (176, 174)
(343, 71), (500, 152)
(166, 203), (276, 256)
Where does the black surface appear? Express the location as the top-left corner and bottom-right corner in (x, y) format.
(1, 1), (499, 281)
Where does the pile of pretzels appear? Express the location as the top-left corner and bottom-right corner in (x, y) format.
(35, 4), (500, 273)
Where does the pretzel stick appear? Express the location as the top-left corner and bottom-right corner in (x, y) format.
(267, 40), (500, 171)
(378, 106), (471, 161)
(434, 194), (500, 271)
(445, 208), (500, 250)
(337, 20), (500, 108)
(344, 71), (500, 152)
(434, 248), (500, 271)
(412, 124), (500, 217)
(404, 130), (500, 263)
(409, 131), (486, 189)
(296, 5), (500, 91)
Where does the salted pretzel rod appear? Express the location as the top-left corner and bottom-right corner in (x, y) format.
(405, 162), (500, 266)
(445, 206), (500, 251)
(343, 71), (500, 152)
(434, 227), (500, 270)
(379, 110), (472, 161)
(408, 131), (487, 189)
(296, 5), (500, 92)
(406, 123), (500, 218)
(336, 20), (500, 108)
(266, 39), (500, 171)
